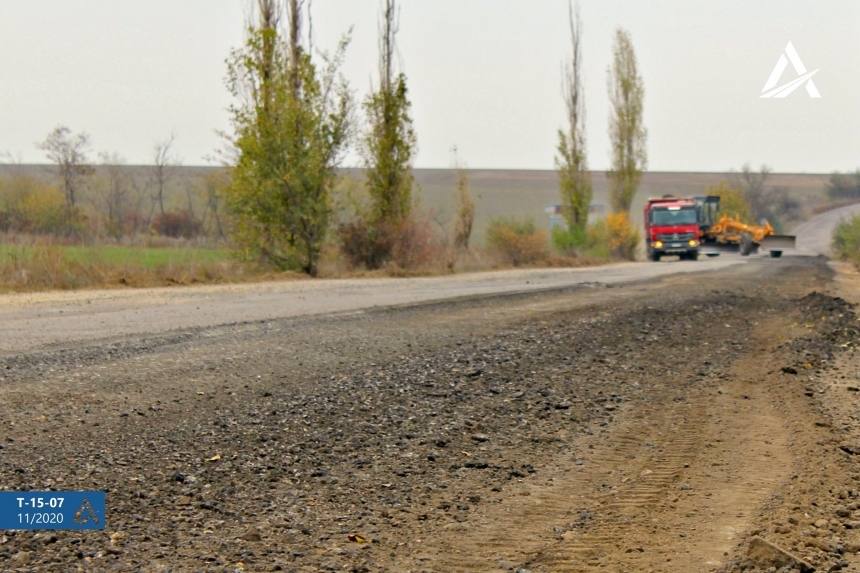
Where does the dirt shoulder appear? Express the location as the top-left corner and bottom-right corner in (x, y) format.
(0, 255), (849, 573)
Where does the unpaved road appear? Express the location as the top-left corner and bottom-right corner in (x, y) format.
(3, 256), (860, 573)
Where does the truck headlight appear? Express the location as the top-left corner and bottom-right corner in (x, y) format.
(689, 240), (697, 246)
(655, 241), (663, 248)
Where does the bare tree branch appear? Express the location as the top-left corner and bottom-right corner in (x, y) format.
(150, 133), (181, 217)
(379, 0), (399, 92)
(37, 125), (94, 209)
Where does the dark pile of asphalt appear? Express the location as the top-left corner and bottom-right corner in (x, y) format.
(0, 288), (769, 572)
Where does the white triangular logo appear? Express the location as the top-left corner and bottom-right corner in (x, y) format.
(760, 42), (821, 98)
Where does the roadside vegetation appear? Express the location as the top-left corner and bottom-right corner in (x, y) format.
(703, 181), (754, 223)
(0, 237), (257, 292)
(551, 8), (643, 262)
(0, 0), (666, 291)
(833, 214), (860, 265)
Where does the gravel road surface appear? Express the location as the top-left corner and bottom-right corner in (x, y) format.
(2, 256), (860, 573)
(1, 206), (859, 572)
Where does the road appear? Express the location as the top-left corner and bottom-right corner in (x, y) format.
(792, 201), (860, 254)
(0, 199), (848, 356)
(0, 204), (858, 571)
(0, 257), (745, 356)
(0, 256), (857, 572)
(0, 201), (847, 356)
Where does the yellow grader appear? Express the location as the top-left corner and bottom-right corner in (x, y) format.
(695, 196), (796, 258)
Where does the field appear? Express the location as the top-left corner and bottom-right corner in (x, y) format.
(0, 243), (254, 292)
(0, 244), (232, 268)
(409, 169), (831, 242)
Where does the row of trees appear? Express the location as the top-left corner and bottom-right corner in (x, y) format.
(225, 0), (418, 275)
(827, 170), (860, 201)
(554, 1), (646, 260)
(0, 127), (228, 240)
(552, 5), (808, 253)
(700, 164), (802, 232)
(224, 0), (655, 273)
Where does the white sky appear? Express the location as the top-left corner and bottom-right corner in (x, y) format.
(0, 1), (858, 172)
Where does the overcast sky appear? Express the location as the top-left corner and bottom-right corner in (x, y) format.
(0, 1), (857, 172)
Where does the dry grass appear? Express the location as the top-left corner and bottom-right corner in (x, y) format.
(810, 198), (860, 215)
(0, 219), (617, 294)
(0, 237), (306, 293)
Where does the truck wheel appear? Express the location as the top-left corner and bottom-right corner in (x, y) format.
(688, 251), (699, 261)
(740, 233), (753, 256)
(651, 252), (661, 262)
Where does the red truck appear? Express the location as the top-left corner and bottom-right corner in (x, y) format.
(644, 197), (701, 261)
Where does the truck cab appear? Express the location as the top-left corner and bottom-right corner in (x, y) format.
(644, 197), (700, 261)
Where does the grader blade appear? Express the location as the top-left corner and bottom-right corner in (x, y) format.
(760, 234), (796, 250)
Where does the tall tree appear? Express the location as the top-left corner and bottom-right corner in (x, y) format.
(225, 0), (352, 275)
(38, 126), (94, 209)
(732, 163), (770, 220)
(363, 0), (417, 225)
(150, 134), (181, 217)
(555, 0), (592, 236)
(97, 151), (132, 236)
(606, 28), (647, 214)
(452, 147), (475, 252)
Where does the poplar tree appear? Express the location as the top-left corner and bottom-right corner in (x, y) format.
(225, 0), (352, 275)
(555, 1), (592, 239)
(606, 28), (647, 214)
(363, 0), (417, 226)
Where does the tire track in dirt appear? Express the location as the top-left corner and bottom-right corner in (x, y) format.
(400, 318), (795, 573)
(541, 400), (707, 569)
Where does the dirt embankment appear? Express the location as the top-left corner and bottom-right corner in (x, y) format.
(0, 257), (858, 573)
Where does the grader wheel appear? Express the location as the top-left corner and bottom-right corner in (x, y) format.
(740, 233), (754, 256)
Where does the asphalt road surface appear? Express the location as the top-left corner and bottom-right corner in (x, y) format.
(0, 258), (746, 356)
(792, 201), (860, 255)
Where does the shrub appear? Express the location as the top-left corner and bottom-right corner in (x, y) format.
(391, 214), (446, 270)
(152, 210), (202, 238)
(452, 169), (475, 251)
(827, 170), (860, 200)
(337, 218), (397, 270)
(337, 214), (445, 271)
(485, 216), (549, 266)
(0, 175), (86, 236)
(551, 225), (588, 255)
(833, 214), (860, 263)
(605, 212), (640, 260)
(586, 212), (639, 261)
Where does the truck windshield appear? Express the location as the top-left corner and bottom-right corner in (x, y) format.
(651, 208), (697, 226)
